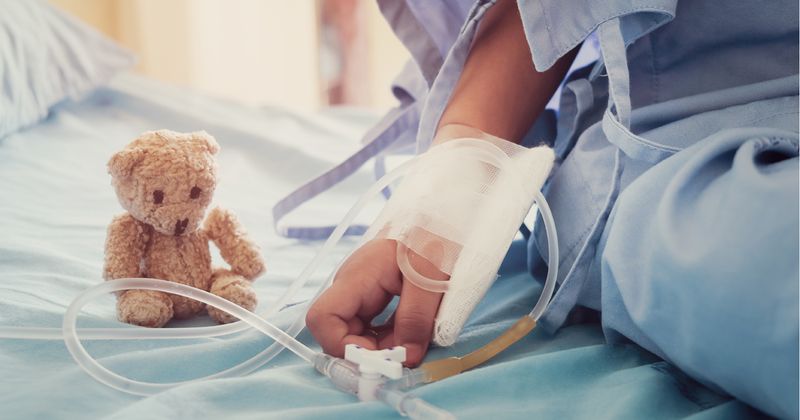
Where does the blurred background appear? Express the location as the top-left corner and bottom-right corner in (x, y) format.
(50, 0), (411, 112)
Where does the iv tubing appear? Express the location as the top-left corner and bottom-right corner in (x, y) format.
(62, 278), (318, 396)
(529, 189), (558, 321)
(64, 278), (453, 420)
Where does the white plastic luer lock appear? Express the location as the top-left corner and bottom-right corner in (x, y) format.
(363, 134), (554, 346)
(345, 344), (407, 401)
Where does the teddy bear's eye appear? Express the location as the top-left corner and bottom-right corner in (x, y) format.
(153, 190), (164, 204)
(190, 186), (202, 199)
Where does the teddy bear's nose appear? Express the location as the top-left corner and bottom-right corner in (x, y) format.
(174, 218), (189, 236)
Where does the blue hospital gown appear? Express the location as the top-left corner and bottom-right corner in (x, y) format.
(373, 0), (799, 417)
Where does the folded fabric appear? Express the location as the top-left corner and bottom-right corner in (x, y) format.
(0, 0), (135, 138)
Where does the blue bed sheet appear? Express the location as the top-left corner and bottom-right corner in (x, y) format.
(0, 74), (762, 419)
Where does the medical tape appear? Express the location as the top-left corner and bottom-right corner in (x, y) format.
(363, 137), (554, 346)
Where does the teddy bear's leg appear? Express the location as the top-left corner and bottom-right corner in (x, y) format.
(169, 293), (206, 320)
(117, 290), (174, 328)
(207, 268), (258, 324)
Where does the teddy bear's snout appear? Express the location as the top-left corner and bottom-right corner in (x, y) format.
(174, 218), (189, 236)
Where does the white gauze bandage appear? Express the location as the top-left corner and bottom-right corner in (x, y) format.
(362, 134), (554, 346)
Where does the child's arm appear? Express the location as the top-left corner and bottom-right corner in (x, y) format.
(307, 0), (578, 366)
(436, 0), (579, 144)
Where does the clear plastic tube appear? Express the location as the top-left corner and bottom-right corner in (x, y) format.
(528, 189), (558, 321)
(62, 278), (318, 396)
(376, 387), (456, 420)
(62, 278), (456, 420)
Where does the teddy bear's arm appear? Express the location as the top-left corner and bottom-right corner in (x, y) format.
(204, 207), (265, 280)
(103, 213), (148, 280)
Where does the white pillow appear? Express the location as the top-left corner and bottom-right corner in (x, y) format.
(0, 0), (135, 138)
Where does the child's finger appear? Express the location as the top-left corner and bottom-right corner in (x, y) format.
(393, 248), (448, 367)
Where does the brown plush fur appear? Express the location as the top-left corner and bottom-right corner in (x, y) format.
(103, 130), (265, 327)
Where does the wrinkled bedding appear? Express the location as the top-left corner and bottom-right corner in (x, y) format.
(0, 74), (759, 419)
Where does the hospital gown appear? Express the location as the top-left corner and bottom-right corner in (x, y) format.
(277, 0), (799, 417)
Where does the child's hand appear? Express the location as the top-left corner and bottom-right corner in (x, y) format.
(306, 239), (447, 367)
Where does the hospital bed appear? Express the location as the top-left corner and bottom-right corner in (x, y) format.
(4, 0), (793, 416)
(0, 70), (767, 419)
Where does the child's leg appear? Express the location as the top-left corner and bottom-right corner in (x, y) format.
(600, 127), (798, 418)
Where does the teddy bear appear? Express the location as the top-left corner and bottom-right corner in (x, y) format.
(102, 129), (265, 327)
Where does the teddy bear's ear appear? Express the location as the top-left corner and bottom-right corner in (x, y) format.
(190, 131), (220, 155)
(107, 148), (145, 179)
